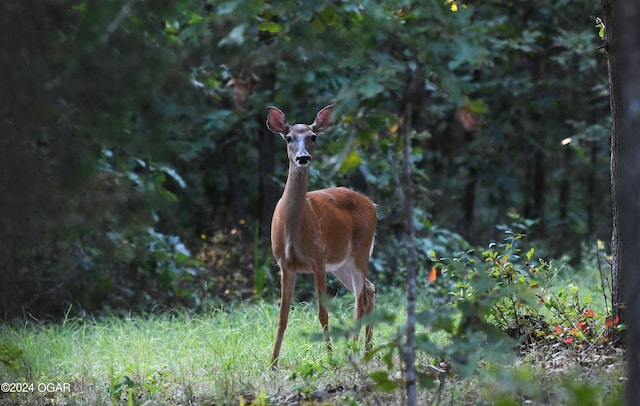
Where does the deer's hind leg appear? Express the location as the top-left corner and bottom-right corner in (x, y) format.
(331, 258), (374, 349)
(361, 278), (375, 350)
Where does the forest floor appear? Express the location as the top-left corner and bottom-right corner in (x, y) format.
(0, 294), (625, 405)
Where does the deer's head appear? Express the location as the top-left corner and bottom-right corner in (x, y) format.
(266, 104), (335, 168)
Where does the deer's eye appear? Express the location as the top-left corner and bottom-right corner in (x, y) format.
(310, 135), (317, 142)
(283, 135), (292, 143)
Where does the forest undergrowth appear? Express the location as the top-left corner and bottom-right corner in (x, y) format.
(0, 258), (625, 406)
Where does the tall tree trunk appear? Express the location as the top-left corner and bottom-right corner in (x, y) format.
(401, 108), (417, 406)
(462, 132), (476, 236)
(586, 144), (597, 236)
(558, 146), (571, 226)
(602, 0), (623, 342)
(257, 72), (278, 240)
(223, 139), (243, 224)
(532, 147), (546, 229)
(258, 125), (277, 237)
(608, 1), (640, 404)
(523, 146), (546, 230)
(400, 64), (425, 406)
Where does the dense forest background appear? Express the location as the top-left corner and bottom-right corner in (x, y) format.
(0, 0), (609, 319)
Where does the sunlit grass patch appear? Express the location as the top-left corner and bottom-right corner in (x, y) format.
(0, 289), (625, 405)
(0, 295), (405, 405)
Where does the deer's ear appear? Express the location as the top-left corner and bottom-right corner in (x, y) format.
(311, 104), (335, 133)
(266, 106), (289, 134)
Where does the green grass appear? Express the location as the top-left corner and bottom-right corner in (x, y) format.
(0, 294), (408, 405)
(0, 290), (626, 405)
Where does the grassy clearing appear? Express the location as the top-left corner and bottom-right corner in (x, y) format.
(0, 290), (625, 405)
(0, 295), (402, 405)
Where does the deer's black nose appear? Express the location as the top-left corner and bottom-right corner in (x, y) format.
(296, 154), (311, 166)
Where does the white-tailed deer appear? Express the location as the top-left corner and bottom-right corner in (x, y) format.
(266, 104), (377, 368)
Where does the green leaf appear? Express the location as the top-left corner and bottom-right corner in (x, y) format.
(468, 99), (488, 114)
(185, 11), (202, 25)
(258, 21), (283, 34)
(360, 79), (384, 99)
(0, 343), (24, 371)
(339, 150), (362, 173)
(594, 17), (606, 39)
(526, 247), (534, 261)
(417, 371), (438, 389)
(370, 371), (398, 392)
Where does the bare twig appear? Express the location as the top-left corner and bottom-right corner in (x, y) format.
(595, 242), (611, 316)
(429, 363), (449, 406)
(102, 0), (139, 44)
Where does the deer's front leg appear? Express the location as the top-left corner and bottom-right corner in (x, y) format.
(272, 268), (296, 369)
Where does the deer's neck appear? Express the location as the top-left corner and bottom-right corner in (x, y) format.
(281, 163), (310, 246)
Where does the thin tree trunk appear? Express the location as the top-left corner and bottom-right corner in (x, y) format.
(608, 1), (640, 404)
(258, 123), (277, 236)
(401, 102), (417, 406)
(400, 63), (425, 406)
(463, 167), (476, 233)
(532, 147), (546, 230)
(257, 72), (278, 240)
(587, 144), (597, 236)
(462, 132), (476, 236)
(223, 139), (243, 224)
(558, 146), (571, 225)
(602, 0), (623, 341)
